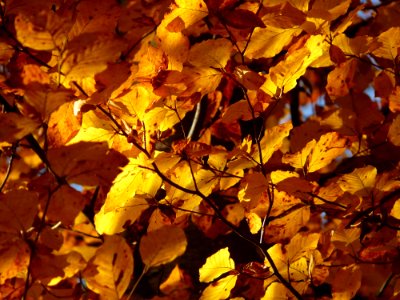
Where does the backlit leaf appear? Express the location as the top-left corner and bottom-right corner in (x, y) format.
(140, 226), (187, 267)
(200, 274), (238, 300)
(338, 165), (377, 197)
(188, 39), (232, 68)
(306, 132), (347, 173)
(199, 247), (235, 283)
(261, 35), (324, 96)
(83, 235), (133, 300)
(94, 195), (149, 235)
(254, 122), (293, 164)
(371, 27), (400, 60)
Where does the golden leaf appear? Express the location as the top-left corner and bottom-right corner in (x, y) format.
(243, 26), (302, 59)
(337, 165), (377, 197)
(83, 235), (133, 300)
(140, 226), (187, 267)
(263, 206), (310, 243)
(306, 132), (347, 173)
(61, 34), (124, 82)
(391, 200), (400, 220)
(188, 39), (232, 68)
(102, 155), (161, 212)
(261, 35), (324, 96)
(261, 282), (288, 300)
(94, 195), (149, 235)
(283, 139), (316, 170)
(371, 27), (400, 60)
(254, 122), (293, 164)
(199, 247), (235, 283)
(200, 275), (238, 300)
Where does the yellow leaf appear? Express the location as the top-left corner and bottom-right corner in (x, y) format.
(337, 165), (377, 197)
(261, 282), (288, 300)
(200, 274), (238, 300)
(243, 26), (302, 59)
(372, 27), (400, 60)
(261, 35), (324, 96)
(103, 155), (161, 212)
(160, 264), (192, 296)
(331, 264), (361, 300)
(306, 132), (347, 173)
(331, 228), (361, 250)
(188, 39), (232, 68)
(388, 115), (400, 146)
(199, 247), (235, 283)
(285, 233), (320, 262)
(14, 14), (55, 51)
(263, 206), (310, 243)
(254, 122), (293, 164)
(94, 195), (149, 235)
(140, 226), (187, 267)
(245, 212), (262, 234)
(0, 112), (40, 143)
(83, 235), (133, 300)
(391, 200), (400, 220)
(283, 139), (316, 169)
(61, 34), (124, 82)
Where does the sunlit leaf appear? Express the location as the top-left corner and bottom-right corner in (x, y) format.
(261, 35), (324, 96)
(371, 27), (400, 60)
(338, 165), (377, 197)
(200, 274), (237, 300)
(254, 122), (293, 164)
(94, 195), (149, 235)
(83, 235), (133, 300)
(199, 247), (235, 283)
(140, 226), (187, 267)
(306, 132), (347, 173)
(188, 39), (232, 68)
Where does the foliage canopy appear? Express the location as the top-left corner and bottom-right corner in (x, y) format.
(1, 0), (400, 299)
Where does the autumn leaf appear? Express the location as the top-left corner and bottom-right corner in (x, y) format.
(83, 235), (133, 300)
(0, 113), (40, 143)
(331, 265), (362, 300)
(140, 226), (187, 267)
(199, 247), (235, 283)
(306, 132), (348, 173)
(200, 274), (238, 300)
(337, 165), (377, 197)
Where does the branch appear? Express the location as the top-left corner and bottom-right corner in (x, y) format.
(0, 144), (16, 192)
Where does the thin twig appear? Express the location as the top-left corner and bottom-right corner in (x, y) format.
(0, 144), (16, 192)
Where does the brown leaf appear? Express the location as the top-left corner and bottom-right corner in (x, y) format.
(221, 9), (266, 29)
